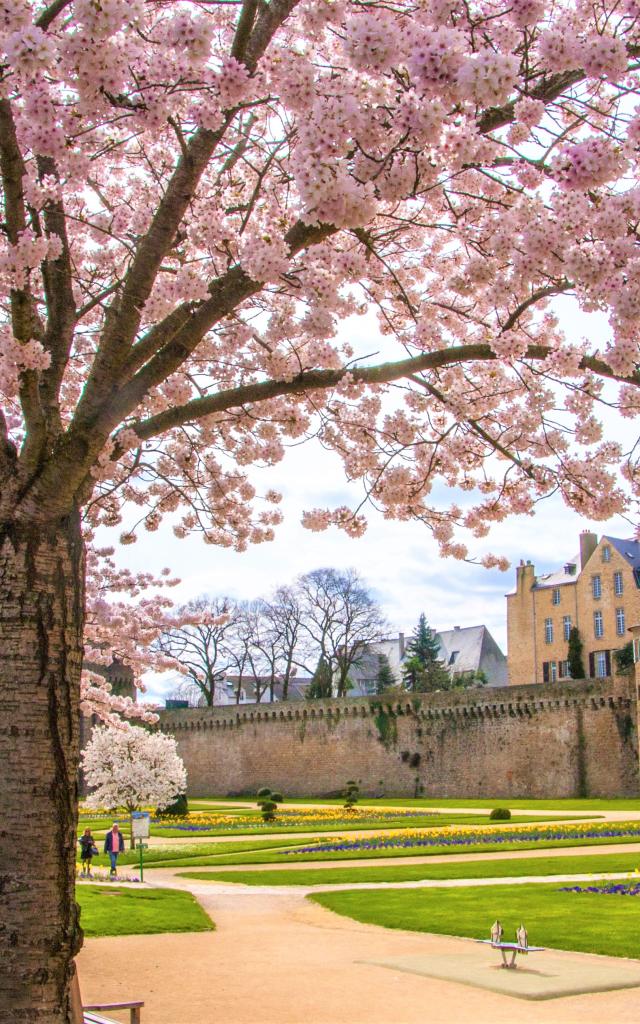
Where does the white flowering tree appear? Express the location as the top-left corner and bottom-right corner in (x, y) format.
(82, 725), (187, 849)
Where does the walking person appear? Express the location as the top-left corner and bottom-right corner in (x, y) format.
(78, 828), (97, 877)
(104, 822), (125, 877)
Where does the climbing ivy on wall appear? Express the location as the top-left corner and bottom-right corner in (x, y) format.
(373, 705), (398, 749)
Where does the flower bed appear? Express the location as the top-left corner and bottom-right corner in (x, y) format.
(286, 822), (640, 855)
(76, 866), (141, 884)
(559, 882), (640, 896)
(78, 807), (438, 833)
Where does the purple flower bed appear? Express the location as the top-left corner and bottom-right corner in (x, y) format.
(285, 825), (640, 856)
(559, 883), (640, 896)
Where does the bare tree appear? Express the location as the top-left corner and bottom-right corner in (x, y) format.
(165, 678), (206, 707)
(297, 568), (387, 696)
(226, 600), (270, 703)
(264, 585), (305, 701)
(155, 596), (237, 706)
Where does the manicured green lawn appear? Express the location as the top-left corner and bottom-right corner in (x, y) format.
(310, 882), (640, 959)
(84, 837), (314, 870)
(185, 833), (640, 867)
(178, 850), (640, 886)
(191, 796), (640, 811)
(77, 886), (213, 937)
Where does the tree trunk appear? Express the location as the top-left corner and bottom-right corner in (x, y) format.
(0, 513), (85, 1022)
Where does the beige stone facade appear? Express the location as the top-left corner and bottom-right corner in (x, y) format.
(507, 531), (640, 686)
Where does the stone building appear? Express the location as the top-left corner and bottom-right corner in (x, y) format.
(507, 531), (640, 686)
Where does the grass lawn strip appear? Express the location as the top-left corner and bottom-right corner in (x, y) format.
(77, 885), (214, 937)
(174, 832), (640, 867)
(310, 881), (640, 959)
(83, 837), (313, 870)
(177, 850), (640, 886)
(188, 796), (640, 811)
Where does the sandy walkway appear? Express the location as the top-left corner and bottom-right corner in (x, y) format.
(77, 808), (640, 1022)
(77, 877), (640, 1024)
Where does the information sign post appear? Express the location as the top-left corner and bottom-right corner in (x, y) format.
(131, 812), (151, 882)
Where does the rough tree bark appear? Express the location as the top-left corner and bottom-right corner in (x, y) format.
(0, 512), (85, 1023)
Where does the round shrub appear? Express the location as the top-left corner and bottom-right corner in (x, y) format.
(257, 787), (272, 799)
(156, 793), (188, 817)
(489, 807), (511, 820)
(271, 791), (283, 803)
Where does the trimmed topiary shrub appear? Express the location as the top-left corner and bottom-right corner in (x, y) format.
(343, 779), (360, 811)
(259, 799), (278, 822)
(271, 791), (283, 803)
(257, 787), (272, 799)
(489, 807), (511, 820)
(156, 793), (188, 817)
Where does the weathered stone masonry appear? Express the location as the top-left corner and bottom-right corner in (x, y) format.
(159, 680), (639, 798)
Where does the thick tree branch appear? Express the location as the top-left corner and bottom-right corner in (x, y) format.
(0, 98), (46, 457)
(127, 342), (638, 445)
(35, 0), (73, 30)
(92, 220), (335, 434)
(77, 0), (302, 423)
(231, 0), (259, 60)
(37, 156), (77, 433)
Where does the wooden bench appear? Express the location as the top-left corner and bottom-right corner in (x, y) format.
(83, 1002), (144, 1023)
(71, 968), (144, 1024)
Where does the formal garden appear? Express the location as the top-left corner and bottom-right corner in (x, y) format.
(77, 792), (640, 965)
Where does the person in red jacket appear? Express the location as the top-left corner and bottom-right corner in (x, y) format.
(104, 823), (125, 876)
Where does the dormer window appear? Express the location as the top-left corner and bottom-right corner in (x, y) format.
(564, 563), (577, 575)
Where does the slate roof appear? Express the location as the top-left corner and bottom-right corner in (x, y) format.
(436, 625), (487, 674)
(534, 536), (640, 590)
(606, 536), (640, 570)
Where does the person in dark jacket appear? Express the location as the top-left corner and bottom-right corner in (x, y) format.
(104, 822), (125, 876)
(78, 828), (96, 877)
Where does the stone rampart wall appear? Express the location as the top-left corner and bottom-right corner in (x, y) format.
(158, 680), (639, 798)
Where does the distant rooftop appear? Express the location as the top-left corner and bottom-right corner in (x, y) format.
(534, 535), (640, 589)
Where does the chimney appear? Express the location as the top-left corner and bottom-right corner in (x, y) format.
(579, 531), (598, 570)
(454, 625), (460, 631)
(515, 560), (535, 592)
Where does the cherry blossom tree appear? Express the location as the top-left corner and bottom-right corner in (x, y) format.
(82, 725), (187, 850)
(81, 544), (181, 725)
(2, 0), (640, 1017)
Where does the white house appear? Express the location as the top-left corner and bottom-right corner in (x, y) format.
(345, 625), (507, 695)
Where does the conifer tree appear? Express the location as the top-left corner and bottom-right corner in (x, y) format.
(306, 656), (333, 699)
(402, 614), (443, 690)
(567, 627), (586, 680)
(376, 653), (396, 694)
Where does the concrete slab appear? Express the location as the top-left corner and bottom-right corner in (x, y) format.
(360, 950), (640, 1001)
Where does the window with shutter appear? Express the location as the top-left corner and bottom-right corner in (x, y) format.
(542, 661), (550, 683)
(605, 650), (611, 676)
(589, 652), (595, 677)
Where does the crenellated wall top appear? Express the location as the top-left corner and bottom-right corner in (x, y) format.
(158, 679), (634, 733)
